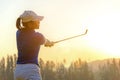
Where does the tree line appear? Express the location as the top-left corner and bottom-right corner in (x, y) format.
(0, 54), (120, 80)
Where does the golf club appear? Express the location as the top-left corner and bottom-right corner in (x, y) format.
(53, 29), (88, 44)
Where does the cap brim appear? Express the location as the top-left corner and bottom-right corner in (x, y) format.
(38, 16), (44, 21)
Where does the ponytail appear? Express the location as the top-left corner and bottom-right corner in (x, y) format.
(16, 18), (22, 30)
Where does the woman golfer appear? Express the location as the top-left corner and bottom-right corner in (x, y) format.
(14, 10), (54, 80)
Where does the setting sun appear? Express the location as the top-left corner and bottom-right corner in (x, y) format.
(84, 12), (120, 58)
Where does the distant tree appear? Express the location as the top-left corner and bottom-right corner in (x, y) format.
(6, 55), (14, 80)
(39, 58), (45, 80)
(13, 54), (17, 67)
(68, 59), (94, 80)
(80, 61), (94, 80)
(99, 59), (120, 80)
(0, 54), (17, 80)
(0, 57), (6, 80)
(43, 61), (56, 80)
(56, 62), (67, 80)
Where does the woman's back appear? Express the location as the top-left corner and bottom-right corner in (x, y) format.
(16, 29), (45, 65)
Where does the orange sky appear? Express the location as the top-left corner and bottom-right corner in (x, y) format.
(0, 0), (120, 63)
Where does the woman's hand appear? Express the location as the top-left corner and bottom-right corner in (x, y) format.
(44, 39), (54, 47)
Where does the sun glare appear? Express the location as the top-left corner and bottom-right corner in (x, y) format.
(85, 13), (120, 57)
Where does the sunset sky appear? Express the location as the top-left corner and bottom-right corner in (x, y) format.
(0, 0), (120, 63)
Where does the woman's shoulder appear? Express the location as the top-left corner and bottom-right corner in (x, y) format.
(35, 32), (43, 35)
(35, 32), (45, 38)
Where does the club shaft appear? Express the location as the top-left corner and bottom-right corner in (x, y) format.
(54, 29), (88, 44)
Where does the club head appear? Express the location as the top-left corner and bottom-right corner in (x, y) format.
(85, 29), (88, 34)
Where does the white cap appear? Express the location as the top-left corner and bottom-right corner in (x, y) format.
(20, 10), (44, 22)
